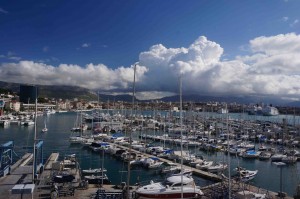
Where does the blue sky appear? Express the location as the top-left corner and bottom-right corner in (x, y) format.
(1, 0), (300, 100)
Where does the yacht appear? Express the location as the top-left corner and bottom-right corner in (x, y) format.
(135, 175), (203, 199)
(82, 168), (107, 174)
(262, 106), (279, 116)
(217, 108), (228, 114)
(235, 167), (258, 182)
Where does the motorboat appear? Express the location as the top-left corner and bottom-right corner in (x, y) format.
(82, 168), (107, 174)
(271, 153), (287, 162)
(235, 167), (258, 182)
(207, 163), (228, 173)
(241, 150), (260, 159)
(160, 163), (181, 174)
(135, 175), (203, 199)
(195, 160), (213, 170)
(258, 152), (272, 160)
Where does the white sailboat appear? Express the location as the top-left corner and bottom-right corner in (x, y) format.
(41, 118), (48, 132)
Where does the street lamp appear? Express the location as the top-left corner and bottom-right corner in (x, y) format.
(274, 162), (286, 198)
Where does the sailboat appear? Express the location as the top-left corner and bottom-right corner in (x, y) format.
(41, 118), (48, 132)
(135, 76), (203, 199)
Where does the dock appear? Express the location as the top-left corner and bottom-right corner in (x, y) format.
(0, 153), (33, 198)
(110, 142), (223, 182)
(0, 150), (296, 199)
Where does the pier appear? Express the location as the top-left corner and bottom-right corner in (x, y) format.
(0, 150), (296, 199)
(0, 153), (34, 198)
(109, 142), (223, 182)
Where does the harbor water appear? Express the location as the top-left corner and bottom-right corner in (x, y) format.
(1, 111), (300, 196)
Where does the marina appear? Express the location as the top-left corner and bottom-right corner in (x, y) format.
(1, 110), (300, 198)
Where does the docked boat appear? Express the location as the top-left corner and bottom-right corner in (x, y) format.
(69, 135), (85, 144)
(281, 156), (297, 164)
(161, 163), (181, 174)
(82, 168), (107, 174)
(241, 150), (260, 159)
(195, 160), (213, 170)
(135, 175), (203, 199)
(0, 120), (9, 127)
(258, 152), (272, 160)
(84, 174), (111, 184)
(207, 163), (228, 173)
(271, 153), (287, 162)
(235, 167), (258, 182)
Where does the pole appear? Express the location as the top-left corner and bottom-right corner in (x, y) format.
(179, 75), (183, 199)
(32, 86), (37, 183)
(226, 103), (231, 199)
(101, 148), (104, 187)
(127, 63), (137, 199)
(280, 165), (283, 199)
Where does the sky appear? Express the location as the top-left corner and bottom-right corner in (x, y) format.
(1, 0), (300, 100)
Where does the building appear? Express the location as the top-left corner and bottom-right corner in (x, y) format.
(4, 101), (21, 112)
(19, 85), (38, 104)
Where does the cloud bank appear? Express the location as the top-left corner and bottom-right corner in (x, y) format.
(1, 33), (300, 100)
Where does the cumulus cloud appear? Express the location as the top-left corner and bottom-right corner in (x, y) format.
(236, 33), (300, 97)
(0, 61), (148, 90)
(137, 33), (300, 98)
(1, 33), (300, 100)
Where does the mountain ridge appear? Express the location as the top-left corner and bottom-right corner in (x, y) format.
(0, 81), (299, 106)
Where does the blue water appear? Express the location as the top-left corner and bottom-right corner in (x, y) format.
(1, 111), (300, 196)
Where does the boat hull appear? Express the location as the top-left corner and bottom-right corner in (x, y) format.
(136, 192), (201, 199)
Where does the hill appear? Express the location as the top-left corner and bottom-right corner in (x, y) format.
(1, 81), (300, 106)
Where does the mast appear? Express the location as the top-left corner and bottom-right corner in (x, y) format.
(179, 75), (183, 199)
(226, 103), (231, 198)
(127, 62), (137, 199)
(32, 86), (37, 183)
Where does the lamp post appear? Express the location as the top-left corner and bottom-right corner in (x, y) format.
(276, 162), (286, 198)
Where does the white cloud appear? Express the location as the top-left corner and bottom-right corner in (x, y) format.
(137, 34), (300, 98)
(0, 61), (148, 91)
(1, 33), (300, 100)
(135, 91), (175, 100)
(82, 43), (90, 48)
(236, 33), (300, 97)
